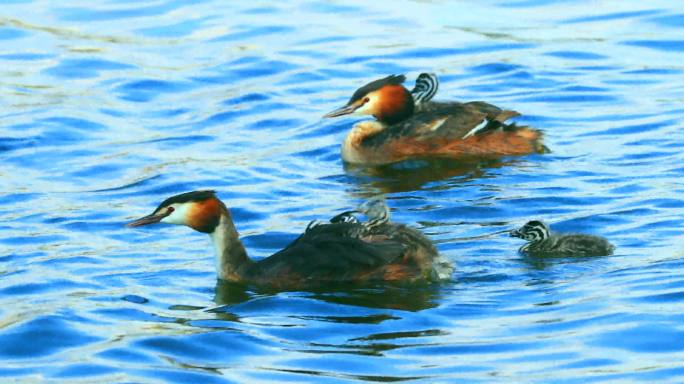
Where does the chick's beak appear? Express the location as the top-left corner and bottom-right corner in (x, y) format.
(509, 229), (522, 238)
(126, 211), (170, 228)
(323, 103), (359, 118)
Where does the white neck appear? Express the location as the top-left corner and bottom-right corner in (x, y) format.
(341, 121), (385, 163)
(207, 213), (252, 281)
(209, 224), (228, 279)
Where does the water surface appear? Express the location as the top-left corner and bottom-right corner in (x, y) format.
(2, 0), (684, 382)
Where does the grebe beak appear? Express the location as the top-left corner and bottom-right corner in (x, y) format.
(323, 103), (359, 118)
(127, 211), (171, 227)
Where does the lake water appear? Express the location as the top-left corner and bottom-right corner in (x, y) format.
(2, 0), (684, 382)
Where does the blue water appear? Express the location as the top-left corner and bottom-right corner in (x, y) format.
(1, 0), (684, 382)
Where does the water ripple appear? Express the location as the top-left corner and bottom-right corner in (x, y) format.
(1, 0), (684, 382)
(0, 315), (103, 359)
(622, 39), (684, 52)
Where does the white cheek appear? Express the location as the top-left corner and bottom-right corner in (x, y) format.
(161, 204), (191, 225)
(355, 98), (377, 115)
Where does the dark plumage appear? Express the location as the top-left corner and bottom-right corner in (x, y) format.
(284, 199), (446, 284)
(510, 220), (615, 257)
(361, 101), (525, 149)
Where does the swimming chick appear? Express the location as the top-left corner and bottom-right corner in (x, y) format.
(510, 220), (615, 257)
(324, 73), (546, 165)
(127, 190), (453, 288)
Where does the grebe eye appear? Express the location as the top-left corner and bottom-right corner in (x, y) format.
(363, 97), (370, 103)
(167, 207), (175, 213)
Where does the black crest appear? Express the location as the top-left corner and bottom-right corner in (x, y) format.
(155, 190), (216, 212)
(349, 74), (406, 104)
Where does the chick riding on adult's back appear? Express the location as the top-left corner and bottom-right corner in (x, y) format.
(324, 73), (546, 165)
(127, 191), (453, 288)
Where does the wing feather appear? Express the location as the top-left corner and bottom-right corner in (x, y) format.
(252, 223), (407, 280)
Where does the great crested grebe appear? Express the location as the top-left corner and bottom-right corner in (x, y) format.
(324, 73), (546, 165)
(127, 191), (453, 287)
(510, 220), (615, 257)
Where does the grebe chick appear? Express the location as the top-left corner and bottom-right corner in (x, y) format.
(306, 197), (390, 239)
(329, 210), (359, 224)
(324, 73), (546, 165)
(306, 198), (385, 233)
(127, 190), (453, 287)
(357, 197), (390, 231)
(305, 209), (358, 233)
(410, 73), (439, 111)
(510, 220), (615, 257)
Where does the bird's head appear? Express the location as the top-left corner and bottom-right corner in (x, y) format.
(510, 220), (549, 242)
(357, 197), (390, 229)
(127, 190), (225, 234)
(323, 74), (414, 124)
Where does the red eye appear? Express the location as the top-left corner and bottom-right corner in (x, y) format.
(363, 97), (370, 103)
(167, 207), (175, 213)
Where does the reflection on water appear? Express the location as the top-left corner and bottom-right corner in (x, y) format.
(214, 281), (441, 311)
(303, 283), (442, 312)
(519, 253), (603, 270)
(213, 281), (253, 306)
(344, 157), (527, 194)
(2, 0), (684, 382)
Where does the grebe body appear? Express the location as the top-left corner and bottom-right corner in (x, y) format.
(325, 73), (546, 165)
(510, 220), (615, 257)
(127, 191), (452, 288)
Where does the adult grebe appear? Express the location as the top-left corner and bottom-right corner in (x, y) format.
(510, 220), (615, 257)
(127, 191), (453, 288)
(324, 73), (546, 165)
